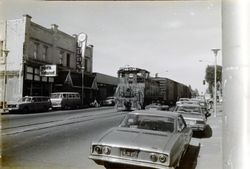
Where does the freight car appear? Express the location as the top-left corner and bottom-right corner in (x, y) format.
(114, 67), (191, 110)
(152, 77), (191, 106)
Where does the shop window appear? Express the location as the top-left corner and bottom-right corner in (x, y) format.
(34, 42), (39, 59)
(42, 45), (48, 61)
(59, 51), (64, 65)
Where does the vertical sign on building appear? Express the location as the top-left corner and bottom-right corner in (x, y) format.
(76, 45), (82, 72)
(77, 33), (88, 71)
(77, 33), (88, 105)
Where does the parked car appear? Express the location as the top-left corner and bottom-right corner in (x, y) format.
(145, 103), (169, 111)
(190, 98), (211, 118)
(174, 104), (207, 131)
(89, 110), (192, 169)
(50, 92), (81, 110)
(7, 96), (51, 113)
(101, 96), (116, 106)
(176, 98), (190, 106)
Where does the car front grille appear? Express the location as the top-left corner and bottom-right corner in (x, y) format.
(8, 104), (17, 108)
(196, 120), (205, 124)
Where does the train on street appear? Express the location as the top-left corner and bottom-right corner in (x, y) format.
(114, 67), (191, 110)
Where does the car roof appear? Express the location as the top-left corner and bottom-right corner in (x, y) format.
(180, 101), (200, 104)
(51, 92), (79, 94)
(190, 98), (205, 102)
(179, 98), (190, 100)
(23, 96), (49, 98)
(128, 110), (180, 118)
(177, 103), (201, 107)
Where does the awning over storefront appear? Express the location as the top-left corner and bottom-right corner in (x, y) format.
(54, 70), (98, 90)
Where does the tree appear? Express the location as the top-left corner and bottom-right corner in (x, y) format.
(188, 85), (199, 97)
(205, 65), (222, 96)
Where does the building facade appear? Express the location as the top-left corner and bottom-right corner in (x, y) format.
(0, 15), (95, 105)
(93, 72), (118, 102)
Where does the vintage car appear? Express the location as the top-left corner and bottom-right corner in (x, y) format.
(189, 98), (211, 118)
(174, 104), (207, 131)
(176, 98), (190, 106)
(145, 103), (169, 111)
(7, 96), (51, 113)
(101, 96), (116, 106)
(89, 110), (192, 169)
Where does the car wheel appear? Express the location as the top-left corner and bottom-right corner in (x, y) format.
(63, 105), (69, 110)
(76, 104), (80, 109)
(104, 163), (113, 169)
(22, 107), (29, 113)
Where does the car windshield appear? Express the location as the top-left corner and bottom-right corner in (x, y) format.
(179, 98), (189, 101)
(51, 93), (61, 98)
(18, 97), (32, 102)
(176, 106), (201, 114)
(120, 114), (175, 133)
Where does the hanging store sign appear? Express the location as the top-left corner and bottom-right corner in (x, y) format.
(40, 65), (57, 77)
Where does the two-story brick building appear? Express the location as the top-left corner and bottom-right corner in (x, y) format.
(0, 15), (96, 105)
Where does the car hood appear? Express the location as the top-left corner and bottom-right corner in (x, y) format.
(8, 101), (18, 105)
(96, 127), (175, 152)
(8, 101), (25, 105)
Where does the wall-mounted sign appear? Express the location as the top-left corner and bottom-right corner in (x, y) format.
(40, 65), (57, 77)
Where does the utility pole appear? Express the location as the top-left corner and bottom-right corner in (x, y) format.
(211, 48), (220, 117)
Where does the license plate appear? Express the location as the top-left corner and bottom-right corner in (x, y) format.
(121, 149), (138, 158)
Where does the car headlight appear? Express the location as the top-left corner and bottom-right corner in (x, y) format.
(159, 154), (167, 163)
(94, 146), (102, 154)
(102, 146), (111, 155)
(150, 153), (158, 162)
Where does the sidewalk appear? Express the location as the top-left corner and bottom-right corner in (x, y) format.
(195, 103), (223, 169)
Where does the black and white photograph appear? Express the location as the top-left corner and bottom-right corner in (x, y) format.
(0, 0), (249, 169)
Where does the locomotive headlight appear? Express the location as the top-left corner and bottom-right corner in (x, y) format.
(150, 153), (158, 162)
(94, 146), (102, 154)
(102, 146), (111, 155)
(159, 154), (167, 163)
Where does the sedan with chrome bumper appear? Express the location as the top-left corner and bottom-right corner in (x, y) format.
(89, 110), (192, 169)
(174, 104), (207, 131)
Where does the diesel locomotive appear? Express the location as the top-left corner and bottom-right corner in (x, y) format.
(114, 67), (191, 110)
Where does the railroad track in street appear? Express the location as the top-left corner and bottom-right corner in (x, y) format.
(2, 110), (127, 136)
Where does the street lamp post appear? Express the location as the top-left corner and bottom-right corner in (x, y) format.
(81, 66), (85, 106)
(211, 48), (220, 117)
(2, 49), (9, 112)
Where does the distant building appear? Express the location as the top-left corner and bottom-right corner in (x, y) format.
(93, 72), (119, 101)
(0, 15), (96, 105)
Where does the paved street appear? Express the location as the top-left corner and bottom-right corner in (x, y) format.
(1, 105), (223, 169)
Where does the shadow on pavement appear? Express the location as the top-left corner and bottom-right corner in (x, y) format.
(177, 143), (201, 169)
(192, 125), (213, 139)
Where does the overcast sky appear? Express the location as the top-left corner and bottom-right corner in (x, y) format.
(1, 0), (222, 94)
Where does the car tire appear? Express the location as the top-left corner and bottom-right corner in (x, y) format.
(104, 163), (113, 169)
(63, 105), (70, 110)
(22, 107), (29, 113)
